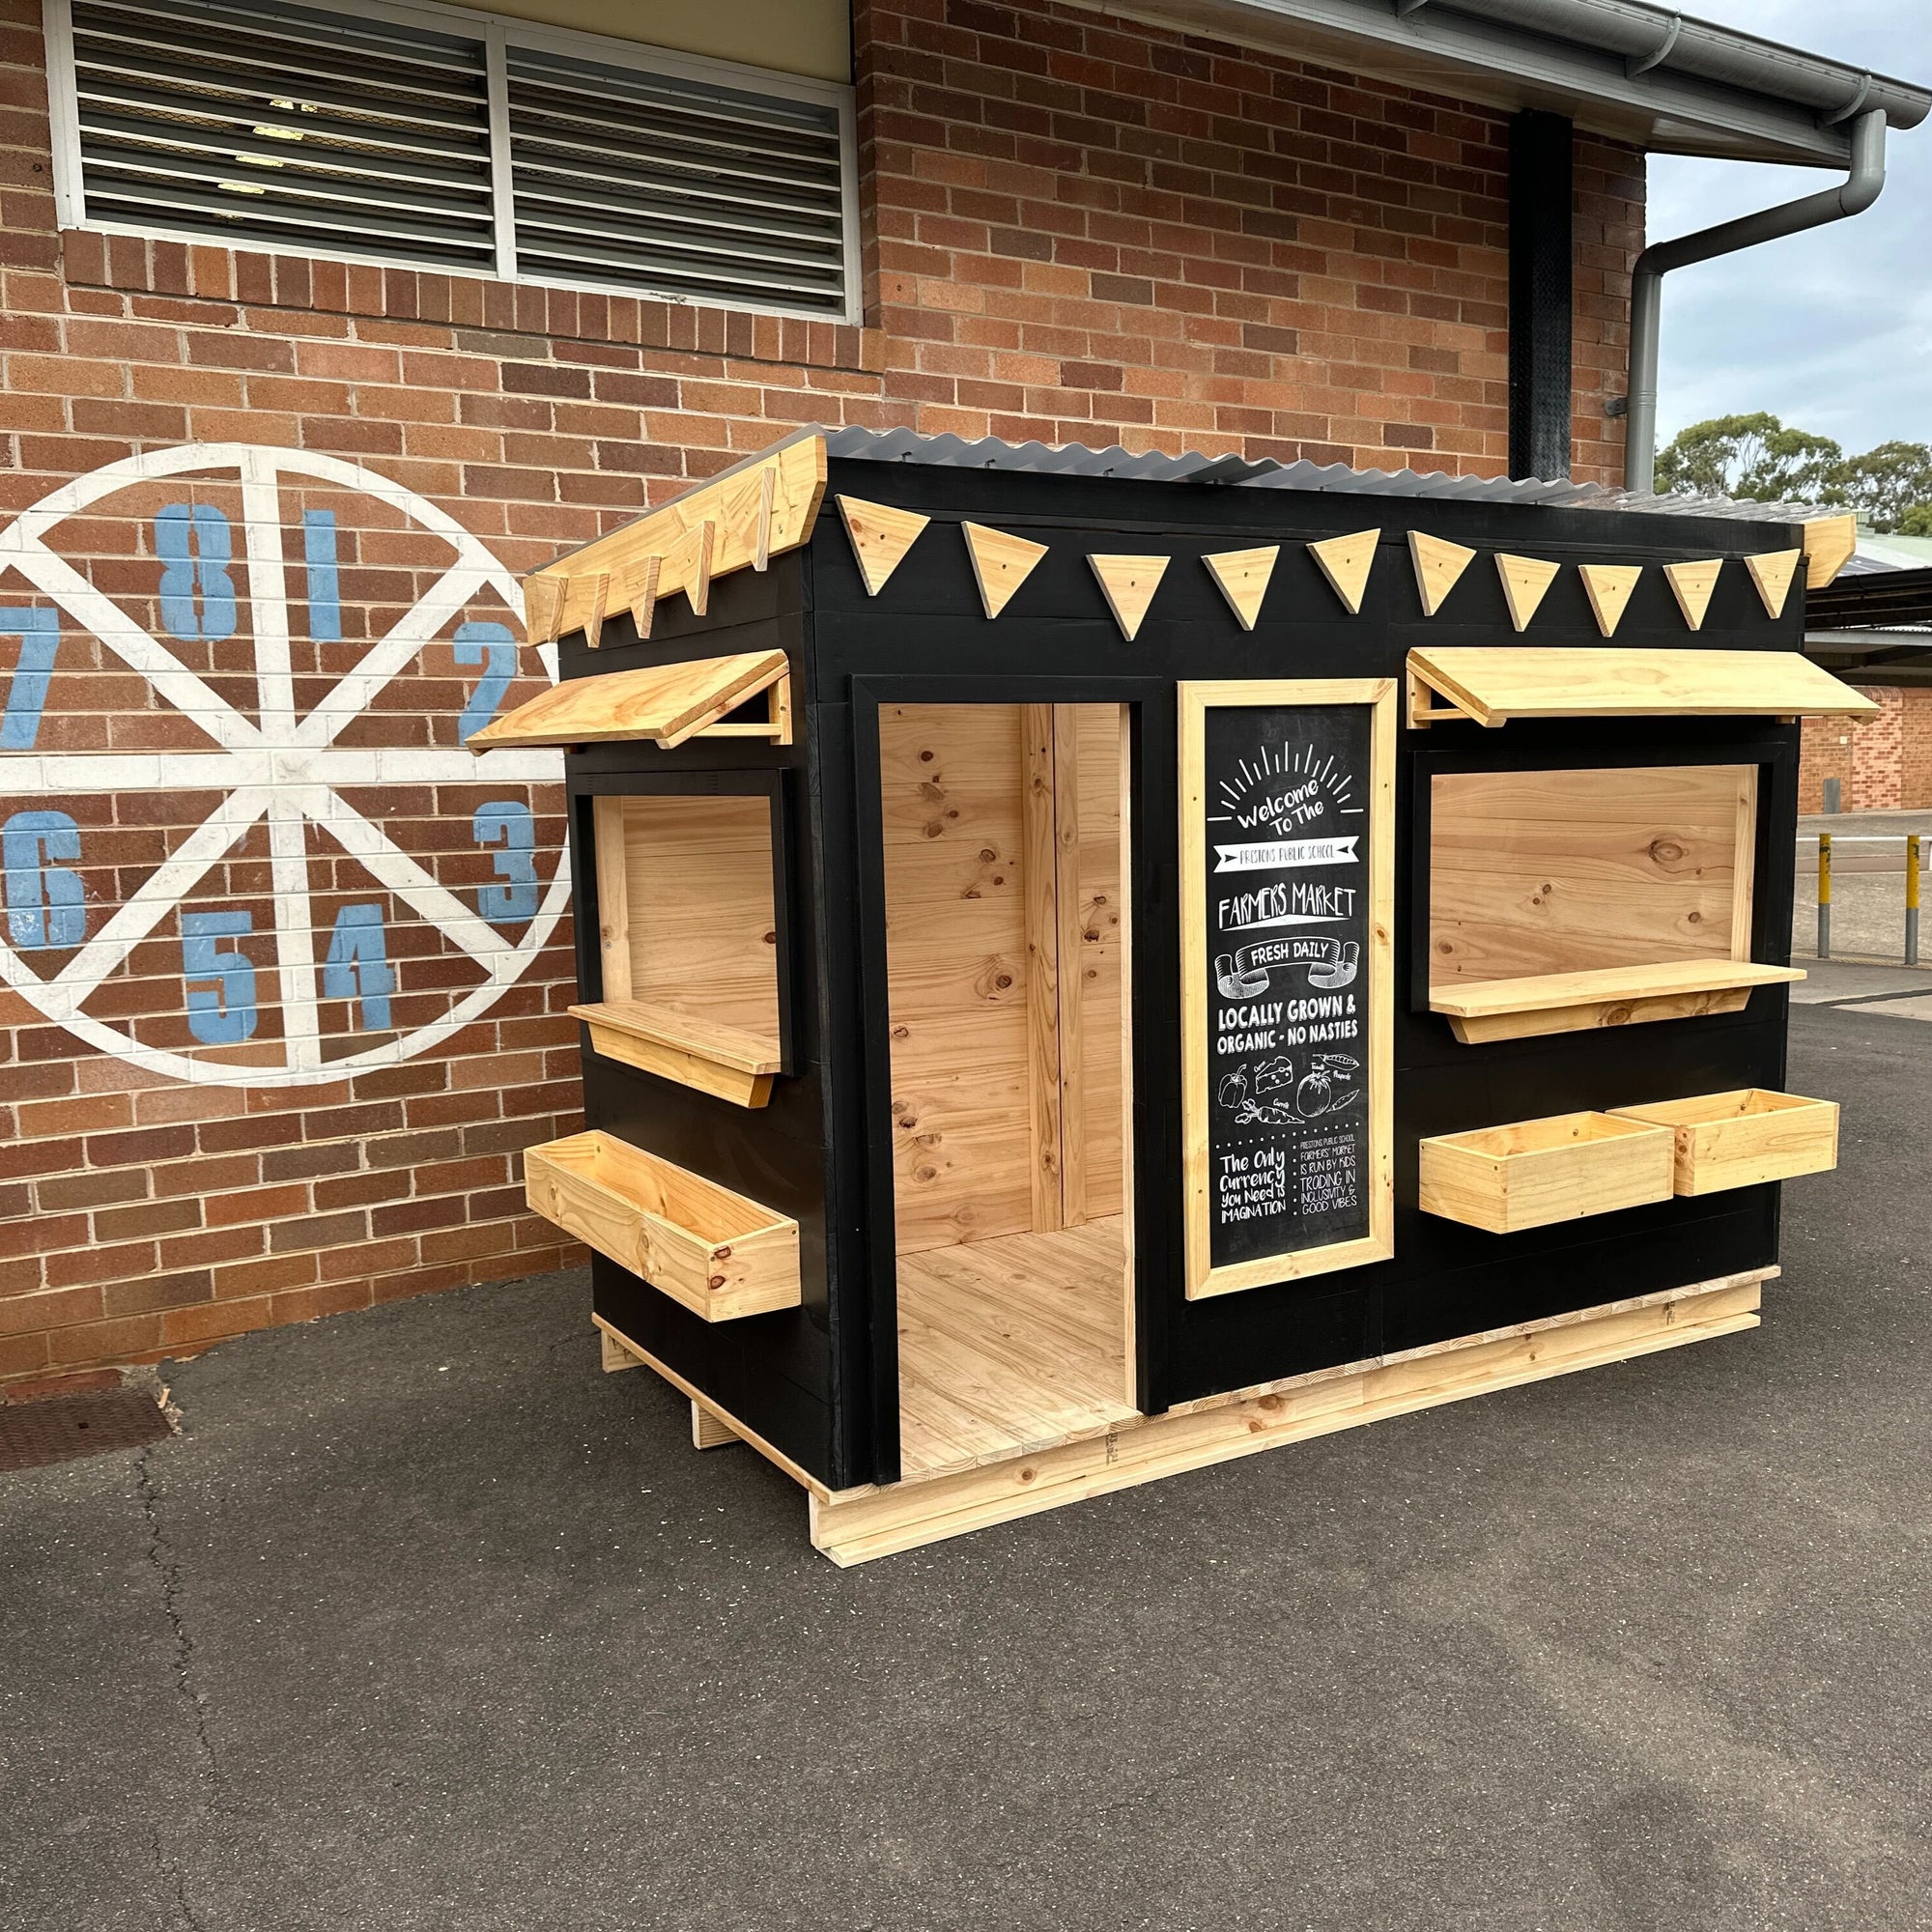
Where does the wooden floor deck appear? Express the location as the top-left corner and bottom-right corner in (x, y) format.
(895, 1216), (1137, 1480)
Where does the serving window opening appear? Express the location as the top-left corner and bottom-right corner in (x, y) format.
(878, 702), (1136, 1478)
(1425, 762), (1798, 1043)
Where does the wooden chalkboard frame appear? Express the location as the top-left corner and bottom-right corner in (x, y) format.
(1179, 679), (1396, 1299)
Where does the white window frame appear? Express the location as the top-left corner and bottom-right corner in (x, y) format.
(43, 0), (862, 327)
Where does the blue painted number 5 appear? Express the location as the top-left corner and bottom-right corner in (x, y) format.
(181, 911), (257, 1044)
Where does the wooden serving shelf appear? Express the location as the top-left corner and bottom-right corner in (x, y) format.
(1419, 1110), (1674, 1235)
(1610, 1089), (1839, 1195)
(1429, 959), (1804, 1044)
(570, 1000), (781, 1107)
(524, 1130), (799, 1321)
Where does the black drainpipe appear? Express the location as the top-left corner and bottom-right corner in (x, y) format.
(1507, 109), (1575, 481)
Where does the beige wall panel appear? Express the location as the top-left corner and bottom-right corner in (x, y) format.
(1429, 764), (1755, 987)
(881, 705), (1035, 1254)
(622, 795), (781, 1045)
(470, 0), (851, 82)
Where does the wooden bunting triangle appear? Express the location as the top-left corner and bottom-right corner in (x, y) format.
(1577, 562), (1642, 638)
(836, 495), (929, 596)
(1495, 553), (1561, 632)
(963, 522), (1049, 619)
(1745, 548), (1802, 619)
(580, 571), (610, 650)
(1407, 531), (1477, 617)
(1663, 557), (1723, 631)
(1307, 529), (1378, 614)
(1089, 554), (1169, 640)
(666, 519), (715, 616)
(1202, 546), (1278, 630)
(522, 574), (565, 645)
(621, 555), (661, 639)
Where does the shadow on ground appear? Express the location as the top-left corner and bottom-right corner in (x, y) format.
(2, 1006), (1927, 1932)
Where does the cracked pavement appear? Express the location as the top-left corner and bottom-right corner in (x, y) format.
(2, 1002), (1928, 1931)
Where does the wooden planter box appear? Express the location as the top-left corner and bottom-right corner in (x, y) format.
(524, 1131), (800, 1321)
(1609, 1089), (1839, 1195)
(1419, 1111), (1674, 1235)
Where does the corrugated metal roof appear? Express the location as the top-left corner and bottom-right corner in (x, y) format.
(822, 425), (1816, 522)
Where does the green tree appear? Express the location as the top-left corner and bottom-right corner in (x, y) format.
(1653, 412), (1842, 500)
(1897, 502), (1932, 537)
(1824, 440), (1932, 533)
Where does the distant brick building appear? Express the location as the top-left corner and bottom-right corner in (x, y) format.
(0, 0), (1918, 1395)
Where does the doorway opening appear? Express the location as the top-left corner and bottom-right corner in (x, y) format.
(878, 701), (1137, 1478)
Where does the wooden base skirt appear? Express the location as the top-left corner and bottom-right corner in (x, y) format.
(595, 1267), (1771, 1566)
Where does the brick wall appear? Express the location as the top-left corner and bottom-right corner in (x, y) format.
(1800, 688), (1932, 812)
(0, 0), (1642, 1396)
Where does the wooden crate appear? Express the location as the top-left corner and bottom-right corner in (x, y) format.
(1419, 1111), (1674, 1235)
(524, 1130), (799, 1321)
(1609, 1089), (1839, 1196)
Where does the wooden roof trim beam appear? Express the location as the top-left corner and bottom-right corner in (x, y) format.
(517, 433), (828, 643)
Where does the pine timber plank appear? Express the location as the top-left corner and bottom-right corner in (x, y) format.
(472, 650), (789, 749)
(1022, 703), (1065, 1232)
(810, 1276), (1768, 1563)
(1405, 646), (1878, 726)
(1802, 514), (1858, 588)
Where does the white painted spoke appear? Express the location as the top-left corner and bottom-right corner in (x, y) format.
(0, 752), (261, 794)
(266, 791), (323, 1071)
(307, 787), (509, 968)
(0, 529), (263, 752)
(42, 787), (271, 1019)
(239, 449), (298, 739)
(295, 556), (496, 750)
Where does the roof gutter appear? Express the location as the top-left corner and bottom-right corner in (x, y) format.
(1624, 108), (1888, 494)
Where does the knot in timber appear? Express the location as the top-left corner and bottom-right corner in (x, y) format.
(1648, 836), (1687, 867)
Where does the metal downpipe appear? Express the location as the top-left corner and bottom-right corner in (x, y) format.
(1625, 108), (1888, 493)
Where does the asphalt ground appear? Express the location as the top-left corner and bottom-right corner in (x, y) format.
(2, 1001), (1927, 1931)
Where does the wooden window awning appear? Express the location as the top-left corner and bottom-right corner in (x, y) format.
(1429, 959), (1804, 1044)
(469, 650), (788, 750)
(1406, 646), (1878, 727)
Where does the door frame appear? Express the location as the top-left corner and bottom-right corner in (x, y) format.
(850, 675), (1172, 1487)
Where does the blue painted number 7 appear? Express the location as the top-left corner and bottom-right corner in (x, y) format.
(1, 608), (59, 750)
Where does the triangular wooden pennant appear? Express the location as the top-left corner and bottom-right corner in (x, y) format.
(836, 495), (929, 596)
(581, 571), (610, 650)
(1495, 553), (1561, 632)
(666, 519), (715, 616)
(621, 555), (661, 639)
(1745, 548), (1802, 619)
(1663, 557), (1723, 631)
(522, 574), (565, 645)
(1407, 531), (1477, 616)
(1089, 554), (1170, 640)
(1577, 562), (1642, 638)
(963, 522), (1049, 619)
(1203, 546), (1279, 630)
(1308, 528), (1379, 614)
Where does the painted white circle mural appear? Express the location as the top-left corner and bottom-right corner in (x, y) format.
(0, 443), (569, 1088)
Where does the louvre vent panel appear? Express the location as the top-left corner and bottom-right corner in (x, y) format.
(506, 46), (848, 314)
(70, 0), (497, 268)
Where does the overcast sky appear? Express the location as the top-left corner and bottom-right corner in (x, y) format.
(1648, 2), (1932, 457)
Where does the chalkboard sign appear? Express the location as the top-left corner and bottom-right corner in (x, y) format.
(1180, 680), (1396, 1298)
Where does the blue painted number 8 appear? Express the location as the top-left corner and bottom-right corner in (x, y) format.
(156, 504), (239, 642)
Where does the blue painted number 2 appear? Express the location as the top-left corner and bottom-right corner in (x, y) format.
(455, 621), (516, 742)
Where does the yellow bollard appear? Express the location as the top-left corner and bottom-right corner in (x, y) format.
(1909, 833), (1920, 967)
(1817, 832), (1832, 959)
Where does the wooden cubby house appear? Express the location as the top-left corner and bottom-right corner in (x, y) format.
(476, 427), (1869, 1564)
